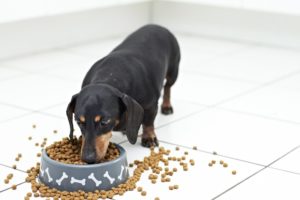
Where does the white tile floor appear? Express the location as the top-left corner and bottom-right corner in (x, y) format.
(0, 34), (299, 199)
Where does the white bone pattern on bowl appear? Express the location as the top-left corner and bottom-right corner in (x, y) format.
(40, 165), (129, 187)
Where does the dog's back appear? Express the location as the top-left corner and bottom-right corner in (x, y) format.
(82, 24), (180, 109)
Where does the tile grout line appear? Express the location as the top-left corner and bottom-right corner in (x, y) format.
(174, 97), (300, 127)
(216, 106), (300, 126)
(0, 101), (67, 124)
(209, 69), (300, 108)
(173, 99), (300, 128)
(119, 139), (300, 176)
(178, 31), (300, 53)
(211, 145), (300, 200)
(0, 163), (27, 173)
(0, 181), (26, 193)
(157, 66), (300, 131)
(181, 69), (261, 85)
(158, 140), (300, 176)
(2, 43), (299, 128)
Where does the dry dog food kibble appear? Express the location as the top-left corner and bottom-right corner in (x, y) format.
(7, 173), (13, 179)
(223, 163), (228, 168)
(141, 191), (147, 196)
(11, 185), (17, 190)
(46, 137), (120, 164)
(193, 146), (197, 150)
(232, 170), (237, 175)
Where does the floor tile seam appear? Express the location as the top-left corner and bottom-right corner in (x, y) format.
(211, 145), (300, 199)
(0, 181), (26, 193)
(0, 101), (67, 124)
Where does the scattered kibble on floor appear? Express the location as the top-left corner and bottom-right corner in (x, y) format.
(141, 191), (147, 196)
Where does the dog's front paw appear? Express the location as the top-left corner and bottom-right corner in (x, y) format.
(161, 105), (173, 115)
(141, 136), (159, 147)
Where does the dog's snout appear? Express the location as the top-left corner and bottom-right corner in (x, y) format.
(82, 151), (96, 164)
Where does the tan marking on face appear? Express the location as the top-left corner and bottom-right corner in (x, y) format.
(79, 115), (85, 123)
(115, 120), (120, 126)
(95, 132), (112, 161)
(94, 115), (101, 122)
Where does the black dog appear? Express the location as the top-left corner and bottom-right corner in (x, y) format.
(66, 24), (180, 164)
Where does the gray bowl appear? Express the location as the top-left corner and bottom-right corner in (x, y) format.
(39, 143), (129, 192)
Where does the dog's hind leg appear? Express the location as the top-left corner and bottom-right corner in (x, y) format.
(161, 61), (179, 115)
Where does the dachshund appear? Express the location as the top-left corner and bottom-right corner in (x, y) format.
(66, 24), (180, 164)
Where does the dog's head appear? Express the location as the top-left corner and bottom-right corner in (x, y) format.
(66, 84), (143, 164)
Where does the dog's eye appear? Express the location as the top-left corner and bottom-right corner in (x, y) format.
(76, 120), (84, 126)
(100, 119), (110, 126)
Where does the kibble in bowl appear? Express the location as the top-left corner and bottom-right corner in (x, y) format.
(39, 137), (129, 192)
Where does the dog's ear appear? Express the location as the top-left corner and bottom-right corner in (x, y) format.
(66, 94), (78, 141)
(119, 94), (144, 144)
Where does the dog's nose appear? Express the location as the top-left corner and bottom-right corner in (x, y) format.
(82, 152), (96, 164)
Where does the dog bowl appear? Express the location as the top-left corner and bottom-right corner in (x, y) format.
(39, 143), (129, 192)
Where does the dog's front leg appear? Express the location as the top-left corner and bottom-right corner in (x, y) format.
(141, 106), (159, 147)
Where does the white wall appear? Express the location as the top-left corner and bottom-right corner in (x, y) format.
(153, 1), (300, 49)
(0, 0), (149, 23)
(163, 0), (300, 15)
(1, 0), (300, 24)
(0, 1), (151, 60)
